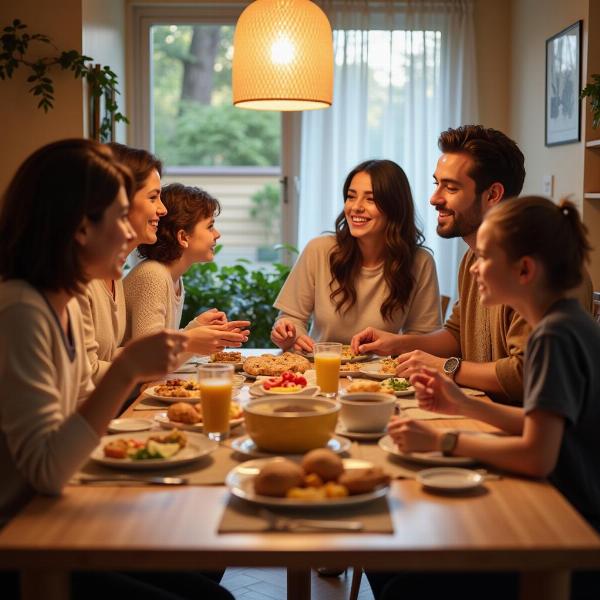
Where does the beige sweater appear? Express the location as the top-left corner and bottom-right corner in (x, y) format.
(123, 260), (185, 340)
(274, 235), (442, 344)
(76, 278), (126, 384)
(444, 250), (594, 406)
(0, 280), (98, 526)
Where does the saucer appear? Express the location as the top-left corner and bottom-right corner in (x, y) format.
(228, 434), (351, 459)
(335, 423), (387, 441)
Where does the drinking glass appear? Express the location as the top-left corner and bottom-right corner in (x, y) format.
(197, 363), (234, 441)
(314, 342), (342, 397)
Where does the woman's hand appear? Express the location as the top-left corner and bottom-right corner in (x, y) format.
(350, 327), (401, 356)
(293, 335), (315, 353)
(271, 318), (297, 350)
(195, 308), (227, 327)
(119, 330), (188, 382)
(387, 416), (441, 453)
(409, 367), (468, 415)
(185, 323), (249, 355)
(395, 350), (445, 378)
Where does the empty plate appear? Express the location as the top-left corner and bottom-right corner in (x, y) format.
(108, 418), (153, 433)
(416, 467), (484, 492)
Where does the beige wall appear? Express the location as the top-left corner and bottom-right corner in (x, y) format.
(474, 0), (511, 131)
(0, 0), (84, 194)
(82, 0), (127, 142)
(509, 0), (588, 206)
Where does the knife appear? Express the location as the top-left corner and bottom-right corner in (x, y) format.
(78, 475), (188, 486)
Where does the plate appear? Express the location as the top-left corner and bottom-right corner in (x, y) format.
(358, 362), (397, 381)
(378, 435), (477, 466)
(380, 378), (415, 397)
(90, 431), (217, 470)
(460, 387), (486, 396)
(226, 457), (389, 507)
(154, 412), (244, 433)
(107, 418), (153, 433)
(144, 385), (240, 404)
(209, 360), (244, 371)
(248, 381), (320, 398)
(229, 434), (351, 459)
(417, 467), (484, 492)
(335, 423), (387, 441)
(298, 349), (375, 364)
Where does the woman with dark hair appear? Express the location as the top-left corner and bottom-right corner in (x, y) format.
(271, 159), (441, 351)
(372, 196), (600, 600)
(76, 142), (167, 383)
(124, 183), (249, 346)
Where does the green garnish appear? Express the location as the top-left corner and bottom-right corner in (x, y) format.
(383, 378), (410, 391)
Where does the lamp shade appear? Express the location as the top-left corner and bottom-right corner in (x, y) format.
(232, 0), (334, 111)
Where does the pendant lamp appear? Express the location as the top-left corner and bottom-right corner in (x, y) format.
(232, 0), (334, 111)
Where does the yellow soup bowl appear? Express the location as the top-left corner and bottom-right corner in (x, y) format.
(244, 396), (340, 453)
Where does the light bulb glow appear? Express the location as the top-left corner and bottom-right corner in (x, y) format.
(271, 36), (295, 65)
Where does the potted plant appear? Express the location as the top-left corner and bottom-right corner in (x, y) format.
(581, 74), (600, 129)
(249, 182), (281, 262)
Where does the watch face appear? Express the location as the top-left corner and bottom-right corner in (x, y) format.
(444, 357), (460, 374)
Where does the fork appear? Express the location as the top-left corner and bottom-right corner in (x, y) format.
(258, 509), (363, 531)
(78, 475), (188, 486)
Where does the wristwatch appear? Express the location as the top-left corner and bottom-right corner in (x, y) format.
(443, 356), (462, 380)
(440, 431), (460, 456)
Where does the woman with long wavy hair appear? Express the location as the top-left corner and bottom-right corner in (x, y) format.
(271, 159), (442, 351)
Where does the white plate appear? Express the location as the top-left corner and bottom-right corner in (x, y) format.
(154, 412), (244, 433)
(380, 378), (415, 397)
(209, 360), (244, 371)
(298, 350), (375, 364)
(378, 435), (477, 466)
(248, 381), (320, 398)
(417, 467), (484, 492)
(335, 424), (387, 441)
(229, 434), (351, 459)
(107, 418), (153, 433)
(358, 362), (397, 381)
(90, 431), (217, 470)
(460, 387), (486, 396)
(144, 385), (240, 404)
(226, 457), (389, 508)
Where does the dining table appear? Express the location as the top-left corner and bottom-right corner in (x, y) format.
(0, 348), (599, 600)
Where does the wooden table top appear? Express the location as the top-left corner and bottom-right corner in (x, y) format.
(1, 350), (599, 580)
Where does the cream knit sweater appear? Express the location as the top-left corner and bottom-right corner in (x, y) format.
(0, 280), (99, 526)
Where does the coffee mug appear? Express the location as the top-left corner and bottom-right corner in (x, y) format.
(339, 392), (396, 433)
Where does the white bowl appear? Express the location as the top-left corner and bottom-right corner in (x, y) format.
(339, 392), (396, 433)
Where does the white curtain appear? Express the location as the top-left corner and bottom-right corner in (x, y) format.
(298, 0), (478, 299)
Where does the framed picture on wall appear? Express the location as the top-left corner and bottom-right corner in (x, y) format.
(545, 20), (582, 146)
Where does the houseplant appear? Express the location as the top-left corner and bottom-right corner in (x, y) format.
(0, 19), (127, 141)
(181, 245), (298, 348)
(581, 74), (600, 129)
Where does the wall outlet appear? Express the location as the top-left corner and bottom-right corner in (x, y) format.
(542, 174), (554, 197)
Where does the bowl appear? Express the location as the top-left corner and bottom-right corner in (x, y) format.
(339, 392), (396, 433)
(243, 396), (340, 453)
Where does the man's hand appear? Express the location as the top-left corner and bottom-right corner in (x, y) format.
(395, 350), (445, 378)
(350, 327), (401, 356)
(387, 416), (441, 453)
(409, 367), (468, 415)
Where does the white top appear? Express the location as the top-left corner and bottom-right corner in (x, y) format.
(123, 259), (186, 340)
(274, 235), (442, 344)
(0, 280), (98, 525)
(76, 278), (126, 384)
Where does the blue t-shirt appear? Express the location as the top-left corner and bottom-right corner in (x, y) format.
(523, 298), (600, 532)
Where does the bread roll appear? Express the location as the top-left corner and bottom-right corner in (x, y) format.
(338, 467), (390, 495)
(254, 459), (305, 497)
(301, 448), (344, 482)
(167, 402), (201, 424)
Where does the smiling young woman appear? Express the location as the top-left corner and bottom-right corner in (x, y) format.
(271, 159), (442, 351)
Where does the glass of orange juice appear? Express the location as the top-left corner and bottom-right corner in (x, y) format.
(197, 363), (234, 441)
(314, 342), (342, 397)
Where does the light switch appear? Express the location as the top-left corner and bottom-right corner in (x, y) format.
(542, 175), (554, 197)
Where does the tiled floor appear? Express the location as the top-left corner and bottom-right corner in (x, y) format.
(222, 567), (375, 600)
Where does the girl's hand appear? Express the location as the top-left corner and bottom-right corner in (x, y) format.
(271, 318), (297, 350)
(293, 335), (315, 353)
(387, 416), (441, 453)
(185, 324), (249, 355)
(409, 367), (468, 415)
(120, 330), (188, 382)
(195, 308), (227, 326)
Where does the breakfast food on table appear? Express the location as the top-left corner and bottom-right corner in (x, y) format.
(346, 379), (390, 394)
(154, 379), (201, 398)
(253, 458), (305, 497)
(339, 362), (362, 374)
(103, 430), (187, 460)
(210, 351), (242, 363)
(340, 344), (367, 361)
(243, 352), (310, 376)
(167, 401), (243, 425)
(261, 371), (307, 392)
(380, 377), (411, 393)
(379, 358), (400, 374)
(253, 449), (390, 500)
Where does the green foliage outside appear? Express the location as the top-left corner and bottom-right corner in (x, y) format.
(581, 74), (600, 129)
(182, 246), (298, 348)
(152, 24), (280, 167)
(249, 183), (281, 245)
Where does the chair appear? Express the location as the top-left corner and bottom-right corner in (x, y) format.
(349, 566), (363, 600)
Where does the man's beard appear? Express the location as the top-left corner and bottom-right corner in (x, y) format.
(436, 195), (483, 239)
